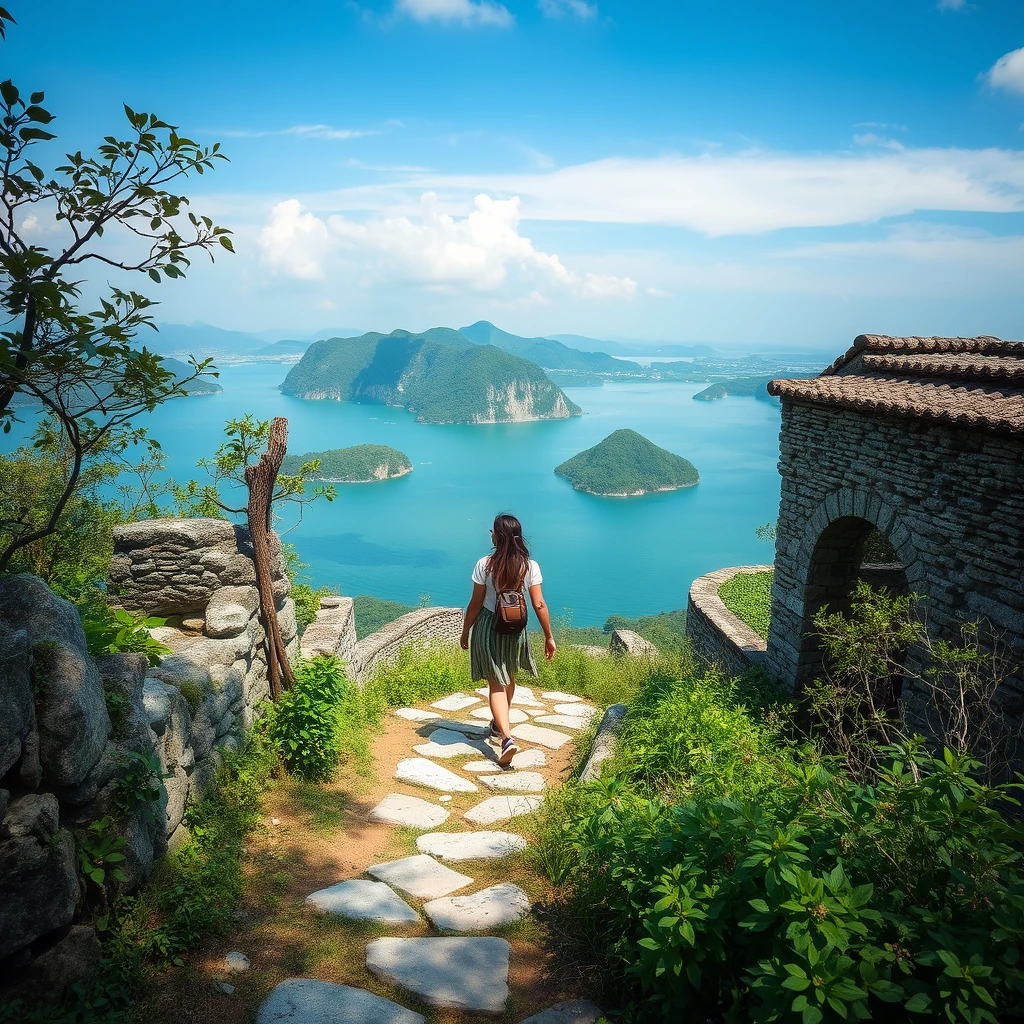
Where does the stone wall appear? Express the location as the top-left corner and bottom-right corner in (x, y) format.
(0, 518), (296, 1004)
(349, 607), (464, 684)
(299, 596), (357, 665)
(686, 566), (771, 676)
(765, 403), (1024, 728)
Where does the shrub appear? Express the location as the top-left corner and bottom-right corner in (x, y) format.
(267, 655), (347, 782)
(541, 669), (1024, 1023)
(78, 598), (171, 666)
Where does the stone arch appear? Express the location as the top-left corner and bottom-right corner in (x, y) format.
(790, 487), (921, 692)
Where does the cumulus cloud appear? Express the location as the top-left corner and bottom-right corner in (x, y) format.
(368, 147), (1024, 236)
(258, 199), (331, 279)
(984, 46), (1024, 96)
(257, 192), (636, 300)
(539, 0), (598, 19)
(395, 0), (513, 27)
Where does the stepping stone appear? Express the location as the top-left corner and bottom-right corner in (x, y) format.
(431, 693), (480, 712)
(511, 723), (573, 749)
(305, 879), (419, 923)
(424, 882), (530, 932)
(395, 758), (478, 793)
(480, 771), (547, 794)
(365, 937), (510, 1013)
(464, 795), (543, 825)
(367, 854), (473, 899)
(428, 719), (490, 737)
(542, 691), (582, 702)
(394, 707), (441, 722)
(524, 707), (547, 717)
(417, 831), (528, 861)
(554, 703), (599, 719)
(463, 760), (502, 773)
(510, 748), (546, 768)
(413, 728), (488, 759)
(470, 706), (529, 724)
(257, 979), (424, 1024)
(511, 686), (544, 708)
(369, 793), (450, 829)
(519, 999), (605, 1024)
(535, 715), (586, 730)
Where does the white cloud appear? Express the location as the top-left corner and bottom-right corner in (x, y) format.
(395, 0), (513, 27)
(257, 192), (636, 300)
(258, 199), (331, 279)
(539, 0), (598, 19)
(351, 146), (1024, 236)
(221, 124), (374, 140)
(937, 0), (967, 10)
(984, 47), (1024, 96)
(852, 132), (904, 150)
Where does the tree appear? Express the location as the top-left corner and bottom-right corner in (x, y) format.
(0, 9), (231, 568)
(174, 414), (336, 698)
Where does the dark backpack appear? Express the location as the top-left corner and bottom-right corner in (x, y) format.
(494, 587), (528, 635)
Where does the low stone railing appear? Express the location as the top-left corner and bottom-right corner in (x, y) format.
(351, 607), (464, 684)
(685, 565), (771, 675)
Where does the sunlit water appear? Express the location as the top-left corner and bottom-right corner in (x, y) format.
(4, 363), (783, 625)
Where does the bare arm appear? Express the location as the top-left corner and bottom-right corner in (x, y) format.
(460, 582), (487, 650)
(529, 583), (557, 661)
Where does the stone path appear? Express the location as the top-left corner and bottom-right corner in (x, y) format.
(258, 685), (604, 1022)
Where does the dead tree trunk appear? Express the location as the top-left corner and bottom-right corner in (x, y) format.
(245, 416), (295, 700)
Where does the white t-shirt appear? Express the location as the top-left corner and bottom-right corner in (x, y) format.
(472, 556), (542, 613)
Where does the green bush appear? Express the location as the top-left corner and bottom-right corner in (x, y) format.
(78, 598), (171, 666)
(540, 671), (1024, 1023)
(718, 569), (773, 639)
(267, 656), (347, 782)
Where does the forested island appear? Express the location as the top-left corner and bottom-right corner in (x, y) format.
(281, 328), (581, 424)
(280, 444), (412, 482)
(554, 428), (700, 496)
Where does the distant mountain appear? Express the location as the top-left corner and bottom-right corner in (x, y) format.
(280, 444), (412, 482)
(690, 373), (817, 404)
(555, 428), (699, 496)
(311, 327), (367, 340)
(253, 339), (312, 357)
(550, 333), (716, 358)
(460, 321), (642, 373)
(281, 328), (582, 424)
(148, 322), (265, 357)
(162, 356), (223, 395)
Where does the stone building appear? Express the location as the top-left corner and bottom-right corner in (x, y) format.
(764, 334), (1024, 727)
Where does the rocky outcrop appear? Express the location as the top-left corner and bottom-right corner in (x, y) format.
(609, 628), (658, 659)
(0, 519), (296, 1002)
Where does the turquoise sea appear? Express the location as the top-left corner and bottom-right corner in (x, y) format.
(5, 363), (784, 625)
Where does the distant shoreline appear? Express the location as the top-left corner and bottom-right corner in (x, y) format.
(572, 480), (699, 497)
(304, 465), (413, 484)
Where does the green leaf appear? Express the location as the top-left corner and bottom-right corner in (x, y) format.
(219, 235), (234, 252)
(0, 79), (19, 106)
(18, 127), (56, 142)
(905, 992), (931, 1014)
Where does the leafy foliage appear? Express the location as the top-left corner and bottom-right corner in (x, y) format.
(76, 817), (128, 889)
(266, 655), (347, 781)
(604, 608), (689, 654)
(538, 665), (1024, 1022)
(281, 328), (581, 424)
(112, 751), (166, 820)
(0, 66), (229, 567)
(279, 444), (412, 482)
(554, 428), (699, 495)
(78, 600), (170, 665)
(719, 569), (773, 639)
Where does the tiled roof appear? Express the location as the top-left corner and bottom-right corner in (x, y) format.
(768, 335), (1024, 435)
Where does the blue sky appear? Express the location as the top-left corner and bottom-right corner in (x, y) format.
(6, 0), (1024, 346)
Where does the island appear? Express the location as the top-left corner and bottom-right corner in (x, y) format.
(554, 428), (699, 496)
(280, 328), (582, 425)
(162, 356), (223, 395)
(280, 444), (412, 483)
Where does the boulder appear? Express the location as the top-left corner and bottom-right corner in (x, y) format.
(0, 795), (78, 959)
(609, 628), (658, 658)
(95, 652), (147, 707)
(0, 925), (101, 1008)
(276, 597), (297, 642)
(0, 625), (34, 778)
(205, 585), (259, 639)
(0, 575), (110, 787)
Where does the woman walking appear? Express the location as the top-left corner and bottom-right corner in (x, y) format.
(460, 514), (557, 766)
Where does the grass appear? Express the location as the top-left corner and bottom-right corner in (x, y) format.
(717, 568), (773, 639)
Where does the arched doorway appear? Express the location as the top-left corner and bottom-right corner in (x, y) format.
(795, 516), (912, 699)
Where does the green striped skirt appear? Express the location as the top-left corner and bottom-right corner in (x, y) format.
(470, 607), (538, 688)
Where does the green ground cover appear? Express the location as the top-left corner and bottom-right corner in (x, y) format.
(718, 568), (773, 638)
